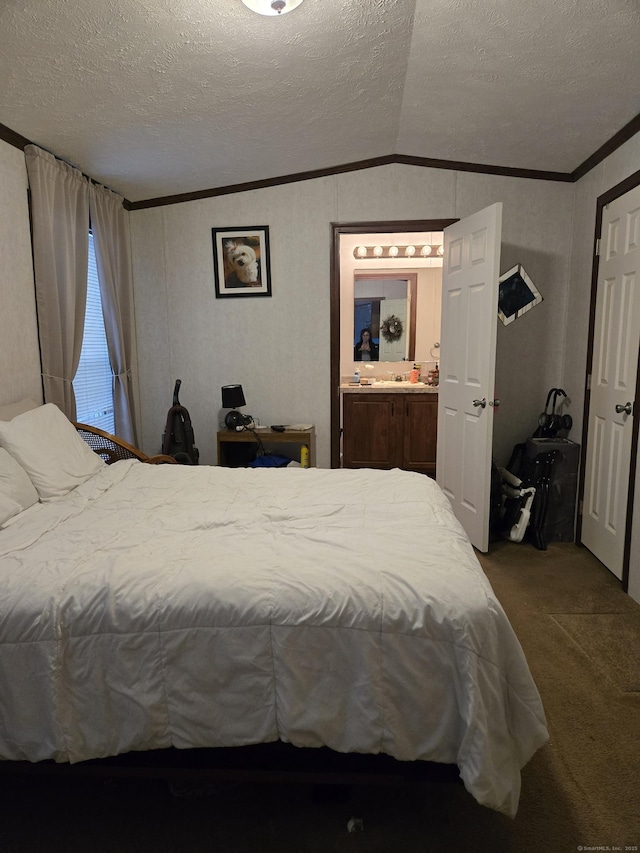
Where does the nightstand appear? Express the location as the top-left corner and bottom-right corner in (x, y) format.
(217, 426), (316, 467)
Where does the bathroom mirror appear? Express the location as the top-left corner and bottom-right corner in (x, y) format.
(354, 274), (417, 362)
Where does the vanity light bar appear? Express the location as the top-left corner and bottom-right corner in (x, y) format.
(353, 244), (444, 260)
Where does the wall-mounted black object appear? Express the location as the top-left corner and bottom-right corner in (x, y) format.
(498, 264), (543, 325)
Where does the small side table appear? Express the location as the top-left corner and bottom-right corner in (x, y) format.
(217, 426), (316, 467)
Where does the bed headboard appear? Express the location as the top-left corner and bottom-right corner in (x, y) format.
(0, 398), (41, 421)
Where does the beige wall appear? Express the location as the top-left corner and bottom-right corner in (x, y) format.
(130, 177), (336, 466)
(131, 165), (575, 468)
(0, 139), (42, 408)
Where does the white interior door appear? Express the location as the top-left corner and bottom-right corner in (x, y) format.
(581, 184), (640, 580)
(436, 203), (502, 552)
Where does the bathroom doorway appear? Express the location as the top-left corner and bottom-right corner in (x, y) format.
(330, 219), (455, 468)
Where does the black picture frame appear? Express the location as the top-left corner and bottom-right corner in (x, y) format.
(212, 226), (272, 298)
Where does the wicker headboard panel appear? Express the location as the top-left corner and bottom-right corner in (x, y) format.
(74, 423), (177, 465)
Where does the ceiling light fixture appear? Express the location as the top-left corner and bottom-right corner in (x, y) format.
(241, 0), (304, 15)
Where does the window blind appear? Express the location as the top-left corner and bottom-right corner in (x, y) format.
(73, 232), (115, 433)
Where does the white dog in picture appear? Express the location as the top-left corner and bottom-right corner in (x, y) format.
(224, 239), (259, 285)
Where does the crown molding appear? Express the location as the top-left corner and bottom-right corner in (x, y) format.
(126, 154), (573, 210)
(571, 112), (640, 182)
(0, 121), (31, 150)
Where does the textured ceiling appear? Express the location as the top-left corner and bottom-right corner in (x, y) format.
(0, 0), (638, 203)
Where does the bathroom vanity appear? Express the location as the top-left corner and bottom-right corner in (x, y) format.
(341, 383), (438, 476)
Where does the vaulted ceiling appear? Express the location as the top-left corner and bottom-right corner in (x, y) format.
(1, 0), (639, 203)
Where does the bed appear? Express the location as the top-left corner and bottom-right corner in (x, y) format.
(0, 402), (548, 817)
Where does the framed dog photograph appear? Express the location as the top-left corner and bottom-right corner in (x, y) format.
(212, 226), (272, 298)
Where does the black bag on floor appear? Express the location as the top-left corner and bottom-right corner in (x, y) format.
(162, 379), (199, 465)
(504, 442), (558, 550)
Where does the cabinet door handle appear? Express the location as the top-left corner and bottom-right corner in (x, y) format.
(391, 402), (395, 417)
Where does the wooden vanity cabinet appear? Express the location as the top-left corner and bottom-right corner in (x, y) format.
(403, 394), (438, 475)
(342, 394), (398, 470)
(342, 392), (438, 476)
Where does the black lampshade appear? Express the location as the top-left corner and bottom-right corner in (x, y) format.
(221, 384), (246, 409)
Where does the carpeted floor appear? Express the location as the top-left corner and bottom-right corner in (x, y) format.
(477, 541), (640, 852)
(550, 612), (640, 693)
(1, 542), (638, 852)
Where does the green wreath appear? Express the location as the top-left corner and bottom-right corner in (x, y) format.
(380, 314), (403, 343)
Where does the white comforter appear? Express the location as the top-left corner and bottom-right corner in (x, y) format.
(0, 462), (548, 816)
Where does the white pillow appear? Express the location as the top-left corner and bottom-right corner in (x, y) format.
(0, 403), (105, 500)
(0, 447), (39, 524)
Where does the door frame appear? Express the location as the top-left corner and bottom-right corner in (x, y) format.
(577, 168), (640, 591)
(330, 220), (456, 468)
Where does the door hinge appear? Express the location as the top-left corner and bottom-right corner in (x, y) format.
(586, 374), (591, 391)
(595, 238), (600, 256)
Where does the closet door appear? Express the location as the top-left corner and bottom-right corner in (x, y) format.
(581, 183), (640, 581)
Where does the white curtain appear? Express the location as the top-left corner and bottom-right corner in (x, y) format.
(25, 145), (89, 420)
(89, 184), (138, 445)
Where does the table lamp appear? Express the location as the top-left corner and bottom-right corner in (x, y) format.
(222, 384), (251, 430)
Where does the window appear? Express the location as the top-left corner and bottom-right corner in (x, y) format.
(73, 232), (115, 433)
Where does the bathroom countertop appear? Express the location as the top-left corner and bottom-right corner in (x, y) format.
(340, 382), (438, 393)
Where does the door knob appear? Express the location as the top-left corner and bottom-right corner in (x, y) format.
(615, 401), (633, 415)
(472, 398), (486, 409)
(489, 399), (500, 408)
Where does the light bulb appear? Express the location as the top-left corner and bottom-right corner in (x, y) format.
(373, 246), (383, 257)
(389, 246), (399, 257)
(405, 245), (415, 257)
(437, 244), (444, 256)
(420, 245), (432, 256)
(356, 246), (367, 258)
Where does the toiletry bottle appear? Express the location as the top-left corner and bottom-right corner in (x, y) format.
(353, 368), (360, 384)
(410, 364), (419, 383)
(300, 445), (310, 468)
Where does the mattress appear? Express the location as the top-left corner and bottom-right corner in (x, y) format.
(0, 461), (548, 816)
